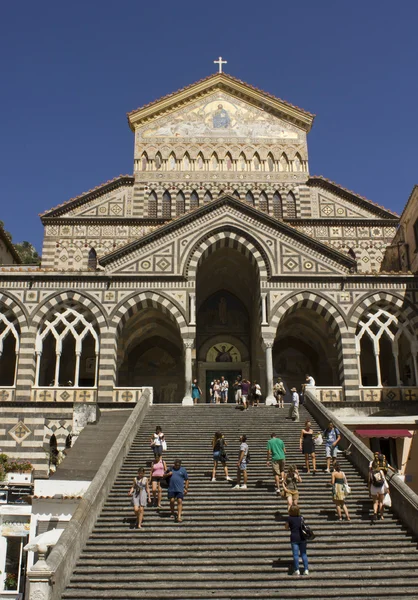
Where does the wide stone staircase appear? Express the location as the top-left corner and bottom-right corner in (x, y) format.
(62, 404), (418, 599)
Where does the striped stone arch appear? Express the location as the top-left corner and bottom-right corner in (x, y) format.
(30, 291), (107, 330)
(111, 291), (188, 337)
(349, 291), (418, 332)
(269, 291), (351, 390)
(0, 292), (28, 328)
(269, 291), (347, 340)
(185, 227), (270, 282)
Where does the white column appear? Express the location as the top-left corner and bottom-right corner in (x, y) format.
(34, 352), (42, 387)
(373, 339), (382, 387)
(392, 344), (401, 386)
(189, 293), (196, 325)
(264, 340), (276, 405)
(261, 294), (268, 325)
(54, 352), (61, 387)
(182, 339), (194, 406)
(74, 352), (81, 388)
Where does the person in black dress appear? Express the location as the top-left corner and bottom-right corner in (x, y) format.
(299, 420), (317, 474)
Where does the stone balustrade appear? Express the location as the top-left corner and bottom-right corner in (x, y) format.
(360, 387), (418, 402)
(113, 387), (153, 403)
(0, 388), (15, 401)
(314, 386), (344, 402)
(31, 387), (97, 402)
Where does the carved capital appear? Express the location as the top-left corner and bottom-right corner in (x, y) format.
(183, 339), (194, 349)
(263, 339), (274, 349)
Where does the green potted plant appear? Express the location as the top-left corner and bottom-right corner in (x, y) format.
(4, 572), (18, 590)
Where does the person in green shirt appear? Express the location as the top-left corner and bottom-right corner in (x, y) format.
(266, 433), (286, 494)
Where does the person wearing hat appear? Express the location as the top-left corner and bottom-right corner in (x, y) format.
(288, 387), (300, 422)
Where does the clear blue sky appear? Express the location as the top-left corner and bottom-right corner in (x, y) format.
(1, 1), (417, 251)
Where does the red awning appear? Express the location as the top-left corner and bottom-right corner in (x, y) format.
(355, 429), (413, 439)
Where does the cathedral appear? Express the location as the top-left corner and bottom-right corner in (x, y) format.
(0, 70), (417, 475)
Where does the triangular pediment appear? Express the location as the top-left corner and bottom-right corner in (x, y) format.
(100, 196), (355, 277)
(128, 73), (314, 134)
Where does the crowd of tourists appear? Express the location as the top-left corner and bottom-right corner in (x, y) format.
(128, 386), (394, 576)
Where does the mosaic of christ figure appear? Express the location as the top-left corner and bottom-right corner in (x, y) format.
(212, 104), (230, 129)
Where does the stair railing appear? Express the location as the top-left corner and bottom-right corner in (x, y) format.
(304, 388), (418, 539)
(26, 388), (152, 600)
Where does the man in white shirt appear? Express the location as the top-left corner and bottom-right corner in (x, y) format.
(220, 376), (229, 403)
(288, 387), (300, 422)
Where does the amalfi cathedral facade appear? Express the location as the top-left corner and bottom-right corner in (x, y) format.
(0, 72), (417, 475)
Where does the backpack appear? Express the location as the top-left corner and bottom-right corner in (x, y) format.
(246, 450), (251, 464)
(372, 469), (385, 487)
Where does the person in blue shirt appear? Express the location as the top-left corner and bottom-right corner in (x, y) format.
(166, 459), (189, 523)
(323, 421), (341, 473)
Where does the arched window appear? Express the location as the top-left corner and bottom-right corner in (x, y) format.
(140, 153), (148, 171)
(204, 190), (212, 203)
(155, 152), (162, 170)
(168, 153), (176, 171)
(190, 190), (199, 210)
(147, 191), (157, 217)
(210, 153), (219, 171)
(88, 248), (97, 270)
(246, 190), (255, 205)
(176, 191), (185, 216)
(196, 153), (205, 170)
(286, 191), (296, 217)
(225, 153), (233, 171)
(279, 153), (289, 172)
(259, 191), (268, 213)
(0, 310), (20, 386)
(162, 191), (172, 218)
(239, 153), (246, 171)
(218, 189), (225, 197)
(356, 307), (417, 387)
(253, 153), (261, 171)
(233, 190), (240, 199)
(182, 153), (191, 170)
(36, 305), (99, 387)
(272, 191), (283, 218)
(293, 153), (302, 172)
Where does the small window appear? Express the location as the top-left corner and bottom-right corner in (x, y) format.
(413, 218), (418, 249)
(88, 248), (97, 270)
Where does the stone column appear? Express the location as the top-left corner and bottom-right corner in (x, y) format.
(263, 339), (276, 405)
(189, 293), (196, 325)
(261, 293), (268, 325)
(182, 339), (194, 406)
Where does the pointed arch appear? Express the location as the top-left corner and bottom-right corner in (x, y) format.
(204, 190), (212, 203)
(182, 152), (191, 170)
(246, 190), (255, 205)
(253, 152), (261, 171)
(140, 152), (148, 171)
(176, 190), (185, 216)
(190, 190), (199, 210)
(155, 152), (162, 170)
(267, 153), (275, 172)
(286, 191), (297, 217)
(279, 153), (289, 172)
(162, 190), (172, 218)
(259, 191), (268, 213)
(293, 153), (302, 172)
(218, 189), (225, 198)
(273, 191), (283, 218)
(147, 190), (157, 217)
(168, 152), (176, 171)
(233, 190), (241, 199)
(210, 152), (219, 171)
(225, 152), (233, 171)
(238, 152), (247, 171)
(196, 152), (205, 170)
(87, 248), (97, 270)
(0, 308), (20, 386)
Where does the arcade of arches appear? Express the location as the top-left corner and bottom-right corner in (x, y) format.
(0, 297), (417, 402)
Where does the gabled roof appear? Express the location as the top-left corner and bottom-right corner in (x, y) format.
(308, 176), (399, 219)
(99, 194), (355, 270)
(40, 175), (134, 219)
(0, 225), (21, 264)
(127, 73), (315, 133)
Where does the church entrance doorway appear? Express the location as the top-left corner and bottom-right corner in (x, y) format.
(195, 239), (262, 403)
(206, 370), (242, 403)
(116, 306), (184, 403)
